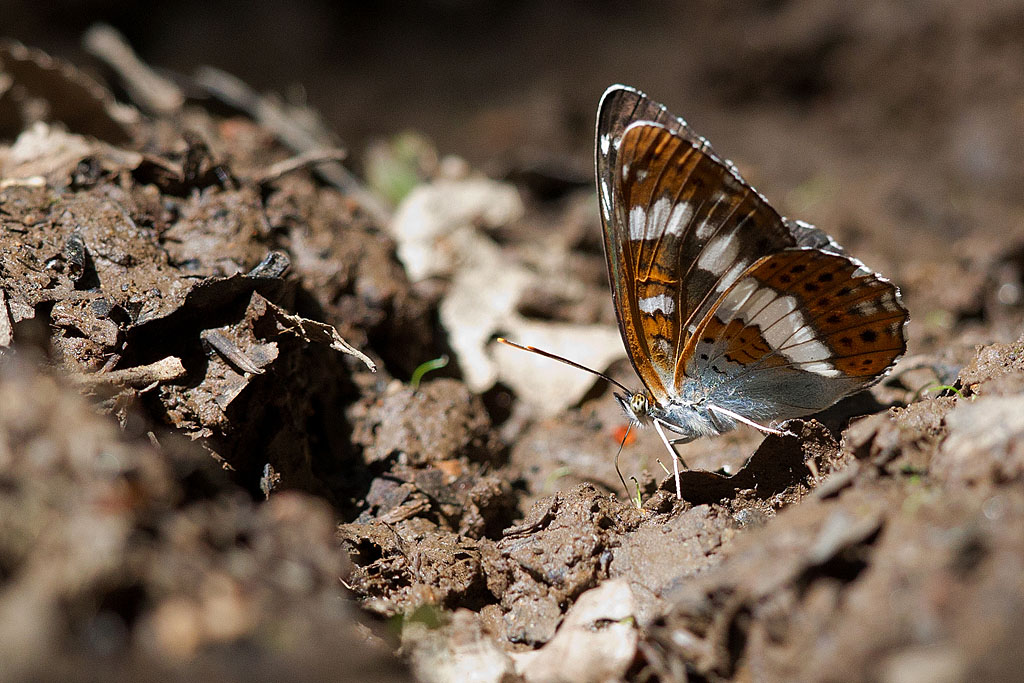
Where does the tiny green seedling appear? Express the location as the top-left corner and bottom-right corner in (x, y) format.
(899, 463), (927, 477)
(630, 476), (643, 509)
(912, 382), (966, 402)
(388, 603), (446, 638)
(544, 466), (572, 491)
(409, 354), (449, 389)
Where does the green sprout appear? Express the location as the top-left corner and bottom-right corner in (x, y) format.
(912, 383), (965, 402)
(388, 603), (446, 638)
(630, 476), (643, 509)
(409, 355), (449, 389)
(544, 466), (572, 491)
(365, 131), (437, 205)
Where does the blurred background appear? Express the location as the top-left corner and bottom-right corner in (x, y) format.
(4, 0), (1022, 185)
(5, 0), (1024, 306)
(5, 0), (1024, 348)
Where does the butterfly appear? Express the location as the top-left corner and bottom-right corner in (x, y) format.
(501, 85), (908, 500)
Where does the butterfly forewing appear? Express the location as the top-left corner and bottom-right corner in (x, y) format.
(598, 119), (797, 400)
(596, 86), (709, 243)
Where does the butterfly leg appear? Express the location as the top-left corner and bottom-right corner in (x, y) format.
(708, 404), (795, 438)
(653, 420), (683, 500)
(770, 420), (798, 439)
(666, 438), (692, 468)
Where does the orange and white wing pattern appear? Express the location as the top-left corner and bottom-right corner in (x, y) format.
(595, 85), (908, 429)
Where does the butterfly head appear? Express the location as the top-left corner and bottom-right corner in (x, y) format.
(615, 390), (654, 426)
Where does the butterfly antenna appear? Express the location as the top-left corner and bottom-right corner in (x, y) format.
(496, 337), (630, 393)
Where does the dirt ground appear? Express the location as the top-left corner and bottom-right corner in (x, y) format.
(2, 3), (1024, 681)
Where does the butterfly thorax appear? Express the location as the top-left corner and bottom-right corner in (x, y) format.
(615, 388), (732, 443)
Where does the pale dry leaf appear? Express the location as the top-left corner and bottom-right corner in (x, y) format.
(391, 175), (625, 415)
(494, 319), (624, 416)
(512, 579), (638, 683)
(390, 175), (524, 282)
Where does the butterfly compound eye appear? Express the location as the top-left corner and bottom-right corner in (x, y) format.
(630, 393), (648, 416)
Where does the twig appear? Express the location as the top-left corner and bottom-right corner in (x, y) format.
(256, 148), (349, 185)
(82, 24), (184, 115)
(73, 356), (186, 388)
(201, 329), (265, 375)
(269, 303), (376, 372)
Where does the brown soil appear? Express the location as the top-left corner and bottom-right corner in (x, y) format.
(2, 4), (1024, 681)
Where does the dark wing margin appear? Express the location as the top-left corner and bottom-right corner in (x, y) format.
(596, 85), (705, 211)
(596, 86), (695, 399)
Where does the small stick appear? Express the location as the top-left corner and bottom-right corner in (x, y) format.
(83, 24), (184, 115)
(73, 356), (185, 388)
(201, 330), (264, 375)
(256, 148), (349, 184)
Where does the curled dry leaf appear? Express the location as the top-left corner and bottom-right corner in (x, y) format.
(0, 122), (142, 188)
(260, 297), (376, 372)
(0, 38), (139, 143)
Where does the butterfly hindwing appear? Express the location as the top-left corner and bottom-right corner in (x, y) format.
(684, 249), (907, 420)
